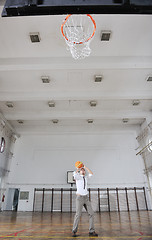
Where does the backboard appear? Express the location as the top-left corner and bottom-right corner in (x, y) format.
(2, 0), (152, 17)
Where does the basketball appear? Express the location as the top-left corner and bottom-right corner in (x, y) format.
(75, 161), (84, 169)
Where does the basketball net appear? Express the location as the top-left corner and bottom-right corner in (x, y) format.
(61, 15), (96, 60)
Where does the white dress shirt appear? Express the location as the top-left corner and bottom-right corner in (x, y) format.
(73, 171), (92, 196)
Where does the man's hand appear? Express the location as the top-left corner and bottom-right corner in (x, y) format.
(84, 165), (93, 175)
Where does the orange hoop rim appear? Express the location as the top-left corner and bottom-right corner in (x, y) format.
(61, 14), (96, 45)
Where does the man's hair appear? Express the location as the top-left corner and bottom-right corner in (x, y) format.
(80, 167), (85, 170)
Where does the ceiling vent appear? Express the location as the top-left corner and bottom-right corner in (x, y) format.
(41, 76), (50, 83)
(52, 119), (58, 124)
(29, 32), (40, 43)
(87, 119), (94, 123)
(90, 101), (97, 107)
(17, 120), (24, 124)
(101, 31), (111, 41)
(48, 101), (55, 107)
(147, 76), (152, 82)
(94, 75), (103, 82)
(132, 100), (140, 106)
(6, 102), (14, 108)
(122, 118), (129, 123)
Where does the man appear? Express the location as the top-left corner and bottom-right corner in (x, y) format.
(72, 165), (98, 237)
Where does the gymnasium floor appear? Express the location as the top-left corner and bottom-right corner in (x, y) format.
(0, 211), (152, 240)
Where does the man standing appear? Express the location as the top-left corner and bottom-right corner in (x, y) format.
(72, 165), (98, 237)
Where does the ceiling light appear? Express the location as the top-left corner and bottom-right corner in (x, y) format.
(87, 119), (93, 123)
(52, 119), (58, 124)
(94, 75), (103, 82)
(48, 101), (55, 107)
(17, 120), (24, 124)
(90, 101), (97, 107)
(29, 32), (40, 43)
(101, 31), (111, 41)
(147, 76), (152, 82)
(41, 76), (50, 83)
(132, 100), (140, 106)
(122, 118), (129, 123)
(6, 102), (14, 108)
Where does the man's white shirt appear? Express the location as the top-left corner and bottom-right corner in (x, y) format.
(73, 171), (93, 196)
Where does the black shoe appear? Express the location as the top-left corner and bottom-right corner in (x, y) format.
(72, 232), (78, 237)
(89, 231), (98, 237)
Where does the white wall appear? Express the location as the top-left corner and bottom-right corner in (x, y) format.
(5, 129), (148, 211)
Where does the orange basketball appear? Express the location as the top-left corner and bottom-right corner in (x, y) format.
(75, 161), (84, 169)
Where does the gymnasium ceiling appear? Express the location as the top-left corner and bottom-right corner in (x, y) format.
(0, 0), (152, 135)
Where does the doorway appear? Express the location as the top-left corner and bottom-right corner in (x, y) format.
(6, 188), (20, 211)
(13, 189), (19, 211)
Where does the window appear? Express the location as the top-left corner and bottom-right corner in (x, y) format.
(20, 191), (29, 200)
(147, 135), (152, 153)
(0, 137), (5, 153)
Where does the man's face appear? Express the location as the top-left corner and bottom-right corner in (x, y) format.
(80, 168), (85, 176)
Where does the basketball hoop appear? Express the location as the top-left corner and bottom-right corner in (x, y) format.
(61, 14), (96, 60)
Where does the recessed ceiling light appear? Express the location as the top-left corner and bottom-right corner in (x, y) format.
(94, 75), (103, 82)
(146, 76), (152, 82)
(101, 31), (111, 41)
(90, 101), (97, 107)
(48, 101), (55, 107)
(29, 32), (40, 43)
(41, 76), (50, 83)
(122, 118), (129, 123)
(87, 119), (94, 123)
(132, 100), (140, 106)
(17, 120), (24, 124)
(6, 102), (14, 108)
(52, 119), (58, 124)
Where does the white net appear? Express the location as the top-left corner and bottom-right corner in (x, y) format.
(61, 15), (96, 60)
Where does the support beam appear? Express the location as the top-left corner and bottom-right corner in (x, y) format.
(0, 112), (20, 138)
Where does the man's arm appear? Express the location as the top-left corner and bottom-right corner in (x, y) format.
(73, 169), (81, 180)
(75, 168), (79, 173)
(84, 165), (93, 175)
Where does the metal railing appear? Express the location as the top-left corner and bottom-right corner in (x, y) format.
(33, 187), (148, 212)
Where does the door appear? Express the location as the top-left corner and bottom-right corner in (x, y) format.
(6, 188), (19, 211)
